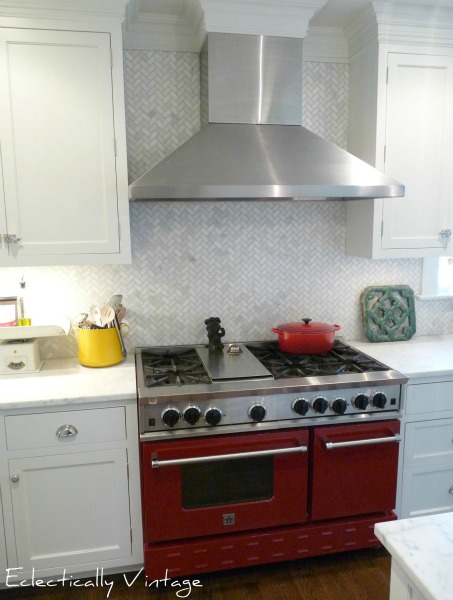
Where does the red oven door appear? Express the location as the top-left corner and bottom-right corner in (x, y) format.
(311, 420), (400, 521)
(142, 429), (309, 542)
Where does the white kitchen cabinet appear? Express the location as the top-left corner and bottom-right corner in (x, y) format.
(9, 449), (131, 571)
(398, 380), (453, 518)
(0, 13), (130, 265)
(0, 399), (143, 583)
(0, 493), (6, 577)
(401, 462), (453, 518)
(345, 43), (453, 259)
(388, 559), (428, 600)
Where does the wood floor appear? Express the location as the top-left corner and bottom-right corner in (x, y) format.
(3, 548), (392, 600)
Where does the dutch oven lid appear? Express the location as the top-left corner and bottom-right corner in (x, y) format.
(274, 318), (341, 334)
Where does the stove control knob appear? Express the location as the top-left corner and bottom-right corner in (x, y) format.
(184, 406), (201, 425)
(249, 404), (267, 422)
(292, 397), (310, 416)
(352, 393), (369, 411)
(331, 397), (348, 415)
(162, 408), (181, 428)
(205, 408), (222, 426)
(371, 391), (387, 409)
(312, 396), (328, 414)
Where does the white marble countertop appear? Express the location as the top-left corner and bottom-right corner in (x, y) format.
(375, 513), (453, 600)
(0, 355), (137, 409)
(350, 334), (453, 379)
(2, 334), (453, 410)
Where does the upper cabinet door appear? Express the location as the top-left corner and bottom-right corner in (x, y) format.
(382, 53), (453, 251)
(0, 28), (121, 259)
(0, 139), (7, 249)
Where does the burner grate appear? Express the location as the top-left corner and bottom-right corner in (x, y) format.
(246, 340), (389, 378)
(142, 348), (211, 387)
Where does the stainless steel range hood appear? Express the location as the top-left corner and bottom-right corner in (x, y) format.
(129, 33), (404, 202)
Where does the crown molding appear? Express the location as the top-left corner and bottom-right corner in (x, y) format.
(198, 0), (325, 38)
(123, 0), (348, 62)
(0, 0), (128, 22)
(304, 26), (349, 63)
(123, 0), (204, 51)
(345, 1), (453, 56)
(344, 5), (377, 57)
(374, 1), (453, 46)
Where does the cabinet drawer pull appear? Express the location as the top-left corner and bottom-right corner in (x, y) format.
(10, 474), (19, 483)
(56, 424), (78, 438)
(449, 485), (453, 495)
(7, 361), (26, 370)
(4, 234), (22, 244)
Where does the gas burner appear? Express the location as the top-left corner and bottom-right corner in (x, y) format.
(178, 367), (211, 384)
(142, 348), (211, 387)
(246, 340), (389, 378)
(144, 371), (178, 387)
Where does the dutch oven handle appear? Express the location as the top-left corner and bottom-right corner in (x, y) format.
(300, 319), (341, 331)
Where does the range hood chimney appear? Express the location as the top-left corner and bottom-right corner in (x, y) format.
(129, 33), (404, 202)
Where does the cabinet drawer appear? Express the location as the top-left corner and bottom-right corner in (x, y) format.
(5, 407), (126, 450)
(406, 382), (453, 415)
(401, 464), (453, 518)
(404, 418), (453, 464)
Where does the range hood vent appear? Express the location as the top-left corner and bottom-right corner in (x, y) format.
(129, 33), (404, 202)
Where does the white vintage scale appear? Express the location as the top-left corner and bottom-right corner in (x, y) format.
(0, 318), (70, 374)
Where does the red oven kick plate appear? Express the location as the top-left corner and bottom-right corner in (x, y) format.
(144, 512), (396, 580)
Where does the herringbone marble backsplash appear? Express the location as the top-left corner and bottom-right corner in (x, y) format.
(2, 51), (453, 359)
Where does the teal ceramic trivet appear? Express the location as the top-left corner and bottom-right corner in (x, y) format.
(360, 285), (416, 342)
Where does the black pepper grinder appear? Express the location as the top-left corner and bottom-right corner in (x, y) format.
(204, 317), (225, 352)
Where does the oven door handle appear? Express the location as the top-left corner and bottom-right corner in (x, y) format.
(151, 444), (308, 468)
(324, 433), (401, 450)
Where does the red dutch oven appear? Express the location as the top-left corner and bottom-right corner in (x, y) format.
(272, 318), (341, 354)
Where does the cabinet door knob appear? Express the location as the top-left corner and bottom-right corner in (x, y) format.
(439, 229), (452, 239)
(56, 424), (78, 438)
(449, 485), (453, 495)
(10, 474), (20, 483)
(4, 234), (22, 244)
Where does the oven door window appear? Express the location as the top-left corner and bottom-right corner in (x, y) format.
(181, 456), (273, 508)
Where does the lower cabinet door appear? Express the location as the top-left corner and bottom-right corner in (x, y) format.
(9, 449), (131, 571)
(400, 463), (453, 518)
(0, 492), (7, 576)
